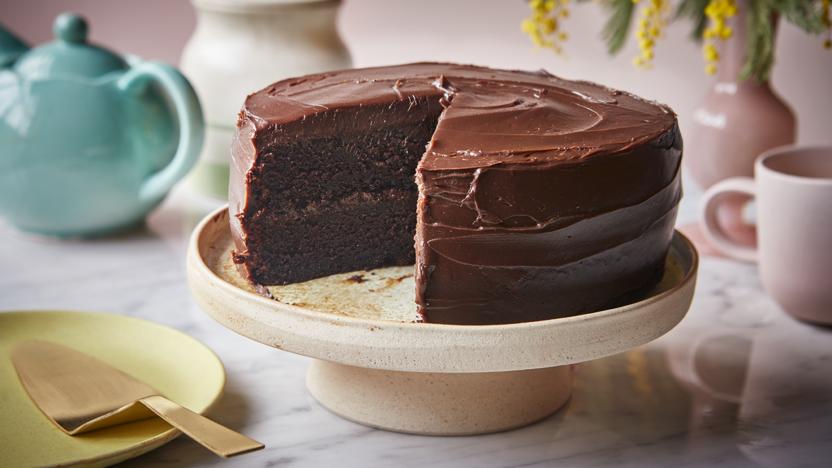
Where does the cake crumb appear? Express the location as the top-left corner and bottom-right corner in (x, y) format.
(345, 274), (366, 284)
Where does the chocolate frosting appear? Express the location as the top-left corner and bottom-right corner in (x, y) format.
(243, 63), (675, 163)
(232, 63), (682, 325)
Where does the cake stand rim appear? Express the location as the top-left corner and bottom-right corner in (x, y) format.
(187, 206), (699, 372)
(189, 206), (698, 331)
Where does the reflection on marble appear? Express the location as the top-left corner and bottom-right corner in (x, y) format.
(1, 187), (830, 467)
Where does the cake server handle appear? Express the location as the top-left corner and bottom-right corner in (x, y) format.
(138, 395), (264, 458)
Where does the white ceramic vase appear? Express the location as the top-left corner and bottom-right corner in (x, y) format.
(181, 0), (352, 198)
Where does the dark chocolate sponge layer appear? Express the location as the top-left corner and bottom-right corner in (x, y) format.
(230, 63), (682, 325)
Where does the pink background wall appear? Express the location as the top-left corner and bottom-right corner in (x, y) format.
(2, 0), (830, 146)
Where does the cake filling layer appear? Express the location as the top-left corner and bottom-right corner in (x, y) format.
(239, 190), (417, 285)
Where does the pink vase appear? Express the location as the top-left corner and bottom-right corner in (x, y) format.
(684, 3), (796, 253)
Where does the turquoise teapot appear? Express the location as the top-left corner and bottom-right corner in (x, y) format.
(0, 13), (204, 237)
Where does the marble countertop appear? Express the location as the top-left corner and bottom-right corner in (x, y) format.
(1, 186), (830, 468)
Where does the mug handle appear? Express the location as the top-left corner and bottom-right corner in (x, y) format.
(700, 177), (758, 262)
(116, 62), (205, 205)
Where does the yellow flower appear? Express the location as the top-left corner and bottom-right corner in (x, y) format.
(703, 44), (719, 62)
(633, 0), (667, 68)
(523, 0), (571, 54)
(702, 0), (737, 75)
(541, 17), (558, 34)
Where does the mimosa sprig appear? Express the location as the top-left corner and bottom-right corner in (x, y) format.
(523, 0), (831, 82)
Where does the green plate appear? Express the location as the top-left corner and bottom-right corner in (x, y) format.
(0, 310), (225, 467)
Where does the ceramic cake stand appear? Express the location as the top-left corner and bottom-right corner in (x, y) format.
(187, 207), (698, 435)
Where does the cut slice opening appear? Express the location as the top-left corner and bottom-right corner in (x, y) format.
(240, 96), (445, 285)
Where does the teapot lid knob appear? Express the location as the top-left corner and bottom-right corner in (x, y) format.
(53, 13), (88, 44)
(12, 11), (127, 79)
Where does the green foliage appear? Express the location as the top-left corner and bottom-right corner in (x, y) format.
(742, 0), (825, 81)
(743, 0), (776, 81)
(587, 0), (828, 82)
(599, 0), (637, 54)
(770, 0), (825, 33)
(676, 0), (711, 41)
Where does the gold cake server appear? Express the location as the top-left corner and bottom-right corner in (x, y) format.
(11, 340), (263, 458)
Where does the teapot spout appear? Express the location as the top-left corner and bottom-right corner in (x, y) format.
(0, 24), (29, 68)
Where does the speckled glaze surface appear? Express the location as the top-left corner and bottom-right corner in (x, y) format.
(306, 362), (575, 436)
(187, 207), (698, 434)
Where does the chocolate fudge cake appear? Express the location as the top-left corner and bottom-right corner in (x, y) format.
(230, 63), (682, 325)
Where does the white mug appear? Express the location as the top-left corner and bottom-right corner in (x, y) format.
(701, 145), (832, 325)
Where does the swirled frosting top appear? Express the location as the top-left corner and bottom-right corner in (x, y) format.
(243, 62), (676, 171)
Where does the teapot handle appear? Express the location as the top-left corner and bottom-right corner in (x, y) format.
(116, 62), (204, 205)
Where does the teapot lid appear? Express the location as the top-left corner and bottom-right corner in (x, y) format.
(14, 13), (127, 80)
(0, 26), (28, 68)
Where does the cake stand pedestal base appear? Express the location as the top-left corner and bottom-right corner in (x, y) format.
(306, 360), (574, 435)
